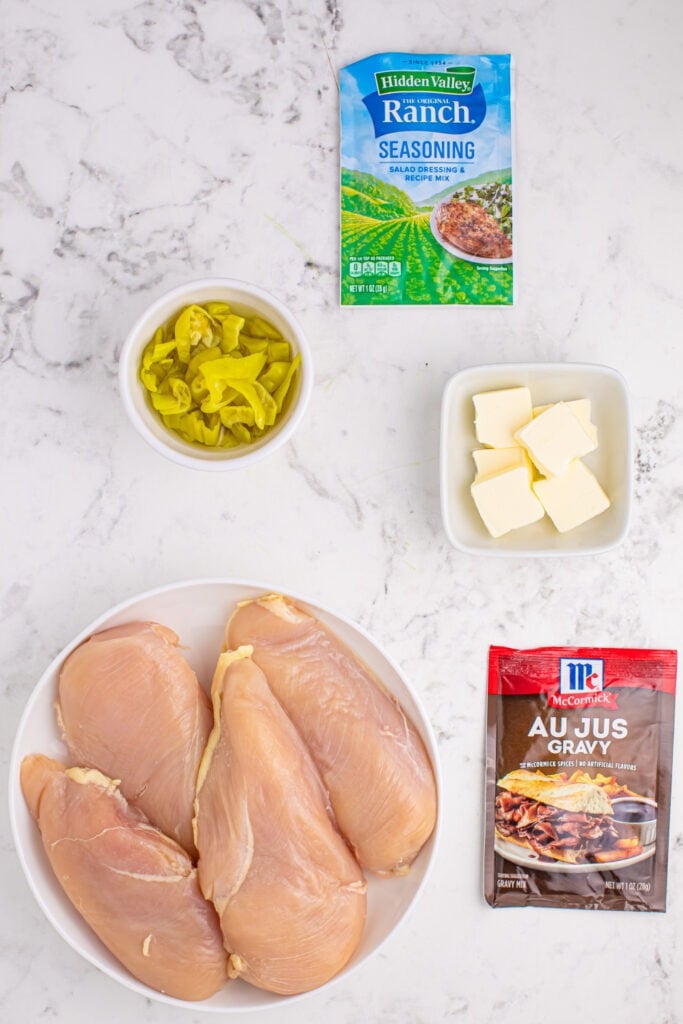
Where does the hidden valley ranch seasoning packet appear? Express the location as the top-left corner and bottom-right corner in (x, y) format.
(340, 53), (513, 305)
(485, 646), (677, 912)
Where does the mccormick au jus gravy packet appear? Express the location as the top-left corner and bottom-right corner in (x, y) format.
(485, 646), (677, 911)
(339, 53), (513, 306)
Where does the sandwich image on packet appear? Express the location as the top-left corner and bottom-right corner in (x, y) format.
(484, 646), (677, 911)
(339, 53), (513, 305)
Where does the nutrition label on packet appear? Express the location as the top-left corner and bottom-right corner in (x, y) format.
(339, 52), (514, 306)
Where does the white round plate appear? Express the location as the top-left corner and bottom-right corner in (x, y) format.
(494, 837), (656, 874)
(9, 579), (441, 1013)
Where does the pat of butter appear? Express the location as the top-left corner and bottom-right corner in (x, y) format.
(533, 460), (610, 532)
(472, 446), (533, 481)
(473, 387), (533, 448)
(471, 466), (545, 538)
(533, 399), (597, 446)
(515, 402), (597, 476)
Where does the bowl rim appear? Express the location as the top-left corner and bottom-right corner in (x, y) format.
(9, 577), (442, 1013)
(439, 361), (633, 557)
(118, 278), (314, 472)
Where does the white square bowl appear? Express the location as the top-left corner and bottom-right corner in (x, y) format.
(440, 363), (632, 556)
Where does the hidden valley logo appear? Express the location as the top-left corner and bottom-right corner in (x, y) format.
(363, 65), (486, 136)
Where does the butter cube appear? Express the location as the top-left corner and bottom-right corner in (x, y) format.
(515, 402), (597, 476)
(473, 387), (533, 448)
(533, 460), (610, 533)
(472, 446), (533, 481)
(471, 466), (545, 538)
(533, 399), (597, 446)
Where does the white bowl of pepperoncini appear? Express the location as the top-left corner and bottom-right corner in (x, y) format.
(119, 278), (313, 470)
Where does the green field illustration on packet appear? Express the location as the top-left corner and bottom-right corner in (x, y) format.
(341, 168), (513, 306)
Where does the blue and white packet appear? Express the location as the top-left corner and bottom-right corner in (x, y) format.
(340, 53), (514, 305)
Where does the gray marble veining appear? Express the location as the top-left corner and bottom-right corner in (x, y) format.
(2, 0), (683, 1021)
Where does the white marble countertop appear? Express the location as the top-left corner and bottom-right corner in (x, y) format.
(2, 1), (683, 1021)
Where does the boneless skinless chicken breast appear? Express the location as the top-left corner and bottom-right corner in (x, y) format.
(20, 755), (227, 1001)
(58, 622), (212, 856)
(227, 596), (437, 876)
(193, 648), (367, 995)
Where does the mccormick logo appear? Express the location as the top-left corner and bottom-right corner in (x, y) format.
(559, 658), (604, 694)
(374, 66), (476, 96)
(550, 658), (616, 709)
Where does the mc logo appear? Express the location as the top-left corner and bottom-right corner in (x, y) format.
(559, 657), (604, 694)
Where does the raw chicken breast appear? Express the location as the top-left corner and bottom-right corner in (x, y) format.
(227, 595), (437, 876)
(194, 647), (366, 995)
(20, 755), (227, 1001)
(58, 621), (212, 856)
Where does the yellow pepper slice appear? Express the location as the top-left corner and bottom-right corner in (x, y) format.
(244, 316), (282, 340)
(252, 381), (277, 426)
(219, 314), (246, 353)
(198, 352), (267, 383)
(239, 335), (269, 355)
(162, 410), (222, 447)
(150, 378), (192, 415)
(174, 305), (217, 362)
(229, 422), (253, 445)
(203, 302), (232, 319)
(219, 405), (256, 427)
(259, 361), (290, 393)
(142, 337), (176, 370)
(200, 386), (239, 415)
(186, 345), (223, 382)
(267, 341), (290, 362)
(274, 353), (301, 412)
(222, 379), (267, 430)
(202, 303), (245, 353)
(140, 330), (178, 392)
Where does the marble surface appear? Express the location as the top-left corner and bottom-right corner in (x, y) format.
(2, 0), (682, 1021)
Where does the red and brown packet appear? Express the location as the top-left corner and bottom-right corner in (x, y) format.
(484, 646), (677, 911)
